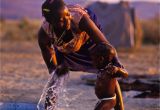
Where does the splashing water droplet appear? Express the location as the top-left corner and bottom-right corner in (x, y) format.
(37, 71), (69, 110)
(37, 70), (84, 110)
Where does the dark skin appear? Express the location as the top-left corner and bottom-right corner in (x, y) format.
(95, 73), (117, 110)
(79, 14), (110, 44)
(38, 27), (54, 73)
(45, 7), (110, 43)
(38, 7), (124, 110)
(91, 51), (117, 110)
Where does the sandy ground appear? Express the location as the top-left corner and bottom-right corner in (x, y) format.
(0, 41), (159, 110)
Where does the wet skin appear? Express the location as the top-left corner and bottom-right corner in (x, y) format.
(91, 54), (117, 110)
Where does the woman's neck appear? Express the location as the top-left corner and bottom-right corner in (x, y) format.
(53, 26), (65, 38)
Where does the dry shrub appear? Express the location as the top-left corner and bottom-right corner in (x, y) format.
(134, 17), (143, 48)
(1, 18), (41, 41)
(141, 15), (160, 45)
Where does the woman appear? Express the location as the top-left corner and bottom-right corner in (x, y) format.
(38, 0), (127, 110)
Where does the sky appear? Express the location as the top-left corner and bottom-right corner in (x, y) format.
(93, 0), (159, 3)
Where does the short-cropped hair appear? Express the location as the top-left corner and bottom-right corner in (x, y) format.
(90, 43), (116, 59)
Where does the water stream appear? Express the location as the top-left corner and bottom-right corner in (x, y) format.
(37, 71), (83, 110)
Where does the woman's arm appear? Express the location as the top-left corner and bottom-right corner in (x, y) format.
(38, 27), (56, 73)
(79, 14), (110, 44)
(79, 14), (124, 68)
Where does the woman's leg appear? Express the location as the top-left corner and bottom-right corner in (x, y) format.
(114, 80), (124, 110)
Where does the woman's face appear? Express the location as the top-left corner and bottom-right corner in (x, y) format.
(46, 7), (71, 30)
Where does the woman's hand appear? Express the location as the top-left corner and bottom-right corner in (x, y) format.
(55, 65), (69, 76)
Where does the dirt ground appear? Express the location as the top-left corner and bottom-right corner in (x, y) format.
(0, 41), (159, 110)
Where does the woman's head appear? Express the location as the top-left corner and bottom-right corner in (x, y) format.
(42, 0), (71, 30)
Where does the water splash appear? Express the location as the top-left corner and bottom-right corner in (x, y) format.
(37, 71), (69, 110)
(57, 88), (84, 109)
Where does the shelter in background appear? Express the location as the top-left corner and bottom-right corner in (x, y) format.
(87, 1), (142, 48)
